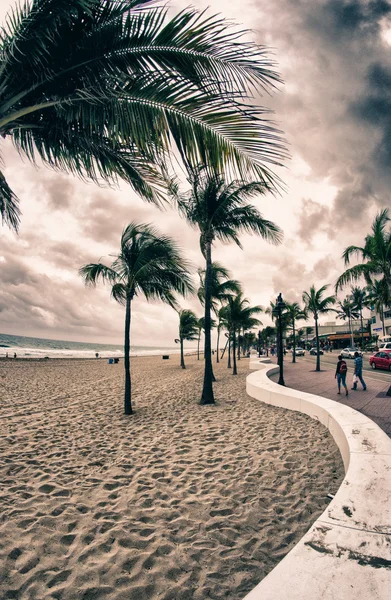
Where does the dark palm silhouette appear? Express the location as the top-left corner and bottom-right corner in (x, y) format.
(302, 285), (336, 372)
(0, 0), (286, 231)
(350, 287), (368, 349)
(172, 168), (282, 403)
(336, 209), (391, 307)
(224, 294), (262, 375)
(366, 280), (388, 337)
(335, 299), (359, 346)
(285, 302), (307, 363)
(79, 222), (193, 414)
(176, 310), (199, 369)
(197, 262), (241, 363)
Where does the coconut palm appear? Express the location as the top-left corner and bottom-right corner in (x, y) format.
(198, 262), (241, 363)
(350, 287), (368, 349)
(79, 221), (193, 414)
(195, 316), (216, 361)
(285, 302), (307, 363)
(366, 280), (389, 337)
(336, 209), (391, 306)
(225, 294), (262, 375)
(335, 298), (359, 346)
(176, 310), (199, 369)
(0, 0), (287, 232)
(172, 168), (282, 403)
(302, 285), (336, 372)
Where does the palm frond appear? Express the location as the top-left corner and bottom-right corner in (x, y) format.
(0, 171), (21, 232)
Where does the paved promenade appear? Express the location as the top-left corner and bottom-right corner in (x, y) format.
(268, 356), (391, 437)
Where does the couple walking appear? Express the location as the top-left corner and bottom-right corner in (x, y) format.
(335, 351), (367, 395)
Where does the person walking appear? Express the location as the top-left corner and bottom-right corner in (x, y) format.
(335, 354), (348, 396)
(351, 351), (367, 391)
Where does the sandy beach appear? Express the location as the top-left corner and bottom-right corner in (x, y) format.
(0, 355), (344, 600)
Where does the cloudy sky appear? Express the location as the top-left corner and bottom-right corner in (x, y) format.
(0, 0), (390, 346)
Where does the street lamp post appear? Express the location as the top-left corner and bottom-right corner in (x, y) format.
(273, 293), (286, 386)
(258, 330), (262, 357)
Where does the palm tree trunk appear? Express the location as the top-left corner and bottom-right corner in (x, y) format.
(360, 308), (364, 349)
(292, 318), (296, 363)
(216, 326), (220, 363)
(228, 337), (231, 368)
(315, 317), (320, 372)
(238, 330), (241, 361)
(124, 296), (132, 415)
(200, 239), (215, 405)
(180, 338), (186, 369)
(232, 329), (237, 375)
(381, 306), (385, 336)
(221, 337), (228, 359)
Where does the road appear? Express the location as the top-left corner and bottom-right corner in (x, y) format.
(299, 353), (391, 384)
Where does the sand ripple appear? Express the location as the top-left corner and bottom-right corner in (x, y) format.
(0, 355), (344, 599)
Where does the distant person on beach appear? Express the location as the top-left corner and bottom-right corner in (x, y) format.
(335, 355), (348, 396)
(5, 352), (8, 358)
(352, 351), (367, 391)
(95, 352), (99, 358)
(13, 352), (17, 359)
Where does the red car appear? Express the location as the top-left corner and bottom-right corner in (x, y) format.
(369, 350), (391, 371)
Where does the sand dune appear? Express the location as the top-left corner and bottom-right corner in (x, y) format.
(0, 355), (344, 599)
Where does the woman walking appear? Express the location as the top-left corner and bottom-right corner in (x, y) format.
(335, 355), (349, 396)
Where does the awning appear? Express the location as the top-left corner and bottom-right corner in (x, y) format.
(327, 333), (370, 341)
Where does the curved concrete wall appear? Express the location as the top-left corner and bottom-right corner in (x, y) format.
(243, 358), (391, 600)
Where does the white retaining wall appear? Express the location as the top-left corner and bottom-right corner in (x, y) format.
(243, 357), (391, 600)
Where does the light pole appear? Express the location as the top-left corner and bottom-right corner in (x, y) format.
(273, 293), (286, 386)
(258, 330), (262, 357)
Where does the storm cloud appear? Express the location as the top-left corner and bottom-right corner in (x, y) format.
(1, 0), (389, 344)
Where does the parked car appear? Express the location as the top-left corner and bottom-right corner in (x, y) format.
(369, 351), (391, 371)
(340, 347), (363, 359)
(309, 348), (324, 356)
(294, 347), (305, 356)
(379, 342), (391, 351)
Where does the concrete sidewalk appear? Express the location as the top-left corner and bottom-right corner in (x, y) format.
(268, 357), (391, 437)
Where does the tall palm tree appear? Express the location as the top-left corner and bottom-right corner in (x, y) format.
(350, 287), (368, 349)
(285, 302), (307, 363)
(197, 262), (241, 363)
(172, 168), (282, 404)
(366, 280), (389, 337)
(336, 209), (391, 306)
(302, 285), (336, 372)
(335, 298), (359, 346)
(79, 221), (193, 414)
(0, 0), (286, 231)
(225, 294), (262, 375)
(176, 310), (199, 369)
(195, 316), (216, 361)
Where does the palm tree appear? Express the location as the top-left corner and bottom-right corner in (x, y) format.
(336, 209), (391, 306)
(197, 262), (241, 363)
(176, 310), (199, 369)
(302, 285), (336, 372)
(285, 302), (307, 363)
(79, 221), (193, 414)
(172, 168), (282, 403)
(350, 287), (368, 349)
(0, 0), (287, 232)
(260, 325), (276, 354)
(225, 294), (262, 375)
(335, 298), (359, 346)
(366, 280), (389, 337)
(195, 316), (216, 361)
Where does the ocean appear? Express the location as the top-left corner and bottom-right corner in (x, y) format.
(0, 333), (185, 359)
